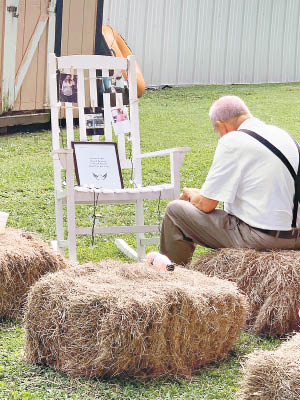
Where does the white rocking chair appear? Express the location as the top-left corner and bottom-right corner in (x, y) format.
(49, 53), (190, 262)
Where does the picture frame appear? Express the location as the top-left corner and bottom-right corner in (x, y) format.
(71, 142), (124, 189)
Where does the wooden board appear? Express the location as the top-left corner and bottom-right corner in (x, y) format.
(61, 0), (71, 55)
(60, 0), (98, 116)
(35, 0), (49, 109)
(15, 0), (49, 111)
(61, 0), (98, 55)
(1, 0), (99, 119)
(14, 0), (27, 111)
(2, 0), (19, 112)
(82, 0), (98, 54)
(0, 111), (50, 127)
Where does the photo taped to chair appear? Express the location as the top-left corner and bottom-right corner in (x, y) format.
(59, 73), (78, 103)
(84, 107), (104, 136)
(111, 106), (130, 135)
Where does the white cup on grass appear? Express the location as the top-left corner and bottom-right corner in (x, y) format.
(0, 212), (9, 234)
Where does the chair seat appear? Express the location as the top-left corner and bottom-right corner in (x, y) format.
(72, 183), (175, 202)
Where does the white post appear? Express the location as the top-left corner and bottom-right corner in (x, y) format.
(66, 150), (77, 262)
(2, 0), (19, 112)
(127, 55), (142, 185)
(103, 69), (113, 142)
(127, 55), (145, 259)
(170, 151), (186, 198)
(136, 199), (146, 260)
(49, 53), (65, 254)
(77, 68), (87, 141)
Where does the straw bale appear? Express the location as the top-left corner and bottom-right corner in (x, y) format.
(24, 261), (248, 379)
(239, 333), (300, 400)
(192, 248), (300, 335)
(0, 228), (67, 320)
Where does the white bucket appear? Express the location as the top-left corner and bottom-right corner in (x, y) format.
(0, 212), (9, 234)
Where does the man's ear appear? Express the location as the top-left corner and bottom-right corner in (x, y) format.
(215, 120), (227, 137)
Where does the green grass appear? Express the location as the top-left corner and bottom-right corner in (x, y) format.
(0, 82), (300, 399)
(0, 320), (281, 400)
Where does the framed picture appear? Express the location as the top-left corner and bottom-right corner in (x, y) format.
(71, 142), (124, 189)
(84, 107), (104, 136)
(59, 73), (78, 103)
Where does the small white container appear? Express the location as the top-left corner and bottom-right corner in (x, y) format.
(0, 212), (9, 234)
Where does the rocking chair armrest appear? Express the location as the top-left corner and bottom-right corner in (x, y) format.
(135, 147), (191, 159)
(52, 149), (73, 156)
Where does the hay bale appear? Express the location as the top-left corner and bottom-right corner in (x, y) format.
(239, 333), (300, 400)
(0, 228), (67, 320)
(24, 261), (248, 379)
(192, 249), (300, 335)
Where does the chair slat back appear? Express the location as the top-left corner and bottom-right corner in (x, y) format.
(57, 55), (127, 70)
(49, 53), (141, 175)
(77, 68), (87, 141)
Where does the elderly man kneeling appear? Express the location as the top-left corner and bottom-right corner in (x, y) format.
(160, 95), (300, 265)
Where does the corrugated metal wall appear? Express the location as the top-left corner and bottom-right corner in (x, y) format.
(103, 0), (300, 87)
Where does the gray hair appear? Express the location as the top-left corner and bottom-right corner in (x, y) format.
(209, 95), (251, 126)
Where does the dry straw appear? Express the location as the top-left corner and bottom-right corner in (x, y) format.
(24, 261), (248, 379)
(0, 228), (67, 320)
(192, 248), (300, 335)
(239, 333), (300, 400)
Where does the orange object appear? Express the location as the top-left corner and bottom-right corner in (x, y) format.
(102, 25), (146, 98)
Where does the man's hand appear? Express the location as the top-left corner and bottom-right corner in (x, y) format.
(179, 187), (218, 213)
(180, 187), (202, 201)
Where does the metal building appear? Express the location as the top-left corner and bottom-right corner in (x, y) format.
(103, 0), (300, 87)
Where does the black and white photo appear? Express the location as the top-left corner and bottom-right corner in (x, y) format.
(84, 107), (104, 136)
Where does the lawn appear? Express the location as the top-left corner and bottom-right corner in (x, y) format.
(0, 82), (300, 399)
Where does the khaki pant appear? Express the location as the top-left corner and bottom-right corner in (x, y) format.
(160, 200), (300, 265)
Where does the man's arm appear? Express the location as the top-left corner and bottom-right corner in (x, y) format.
(179, 187), (218, 213)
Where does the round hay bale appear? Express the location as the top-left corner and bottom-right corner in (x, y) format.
(239, 333), (300, 400)
(24, 261), (248, 380)
(192, 249), (300, 335)
(0, 228), (67, 320)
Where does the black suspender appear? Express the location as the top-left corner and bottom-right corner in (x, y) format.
(238, 128), (300, 228)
